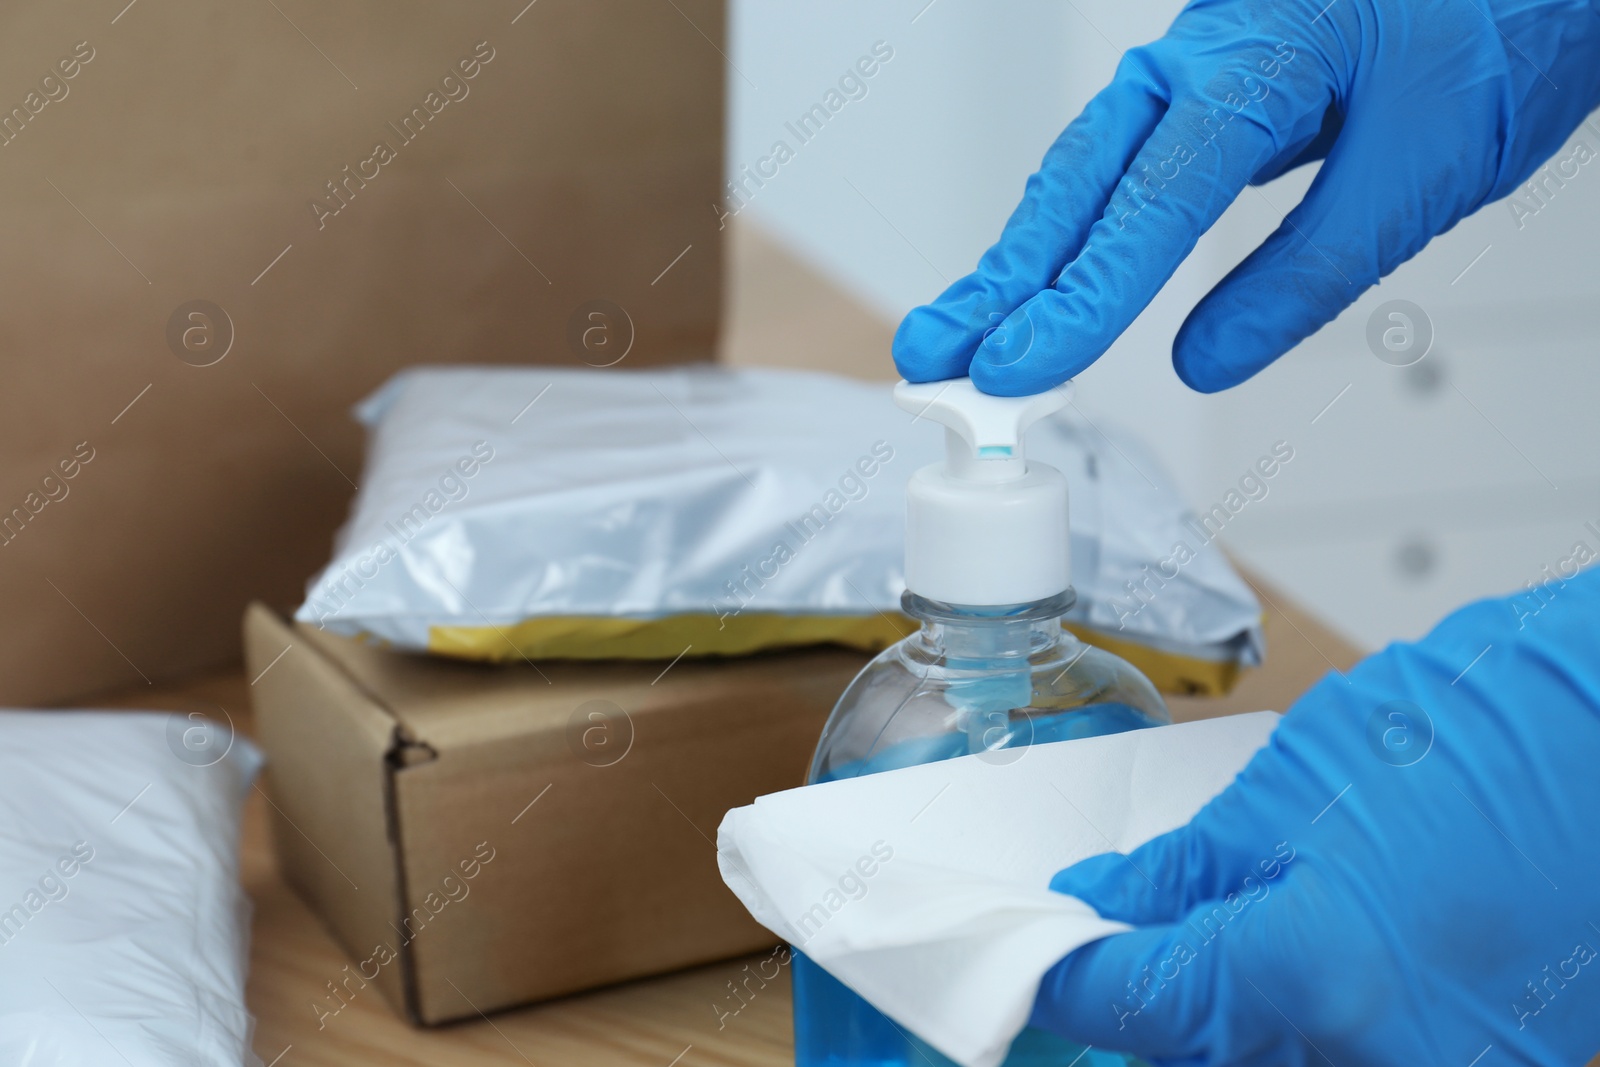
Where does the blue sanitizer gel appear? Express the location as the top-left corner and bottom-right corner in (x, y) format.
(793, 592), (1168, 1067)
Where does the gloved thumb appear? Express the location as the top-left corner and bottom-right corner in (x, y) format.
(1030, 892), (1299, 1065)
(1048, 828), (1200, 926)
(1050, 788), (1290, 926)
(1029, 921), (1226, 1061)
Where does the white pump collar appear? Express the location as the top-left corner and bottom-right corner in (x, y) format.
(892, 378), (1074, 607)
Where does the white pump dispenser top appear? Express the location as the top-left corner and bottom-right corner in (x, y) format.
(892, 377), (1073, 607)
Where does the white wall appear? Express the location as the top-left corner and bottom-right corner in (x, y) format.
(726, 0), (1071, 318)
(728, 0), (1600, 651)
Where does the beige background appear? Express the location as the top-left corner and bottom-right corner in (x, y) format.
(0, 0), (725, 704)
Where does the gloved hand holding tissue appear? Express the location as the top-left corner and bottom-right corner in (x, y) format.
(723, 570), (1600, 1066)
(1032, 569), (1600, 1065)
(717, 712), (1284, 1067)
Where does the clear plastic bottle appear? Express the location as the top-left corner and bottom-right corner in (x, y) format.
(791, 379), (1169, 1067)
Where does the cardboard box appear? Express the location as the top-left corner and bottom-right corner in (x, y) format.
(2, 0), (724, 704)
(243, 603), (867, 1024)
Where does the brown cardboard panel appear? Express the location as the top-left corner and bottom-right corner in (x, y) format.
(1, 0), (724, 704)
(374, 646), (863, 1019)
(249, 604), (870, 1023)
(244, 603), (412, 1017)
(394, 718), (816, 1023)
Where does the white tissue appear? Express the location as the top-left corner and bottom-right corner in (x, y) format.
(717, 711), (1281, 1067)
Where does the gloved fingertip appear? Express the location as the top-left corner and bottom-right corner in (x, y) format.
(1027, 950), (1083, 1030)
(1030, 925), (1224, 1064)
(892, 304), (974, 383)
(1029, 929), (1173, 1042)
(968, 301), (1086, 397)
(1172, 302), (1267, 394)
(1170, 346), (1239, 394)
(1049, 850), (1180, 926)
(968, 360), (1061, 397)
(1048, 850), (1131, 902)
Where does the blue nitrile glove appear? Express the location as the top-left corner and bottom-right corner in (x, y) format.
(894, 0), (1600, 395)
(1028, 564), (1600, 1066)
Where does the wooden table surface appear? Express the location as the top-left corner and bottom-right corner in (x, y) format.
(89, 564), (1359, 1067)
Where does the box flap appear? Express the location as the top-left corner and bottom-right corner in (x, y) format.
(244, 603), (413, 1017)
(293, 620), (866, 754)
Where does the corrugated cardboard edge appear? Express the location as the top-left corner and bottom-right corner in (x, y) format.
(244, 601), (425, 1022)
(246, 600), (867, 1026)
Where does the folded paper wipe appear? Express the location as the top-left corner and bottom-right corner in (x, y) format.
(717, 712), (1281, 1067)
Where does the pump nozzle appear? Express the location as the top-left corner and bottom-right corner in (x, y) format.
(895, 378), (1073, 485)
(892, 377), (1074, 607)
(894, 377), (1071, 459)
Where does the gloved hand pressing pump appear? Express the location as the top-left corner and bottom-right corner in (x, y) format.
(893, 0), (1600, 394)
(1030, 568), (1600, 1065)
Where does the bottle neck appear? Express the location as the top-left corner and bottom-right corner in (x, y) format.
(901, 589), (1077, 662)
